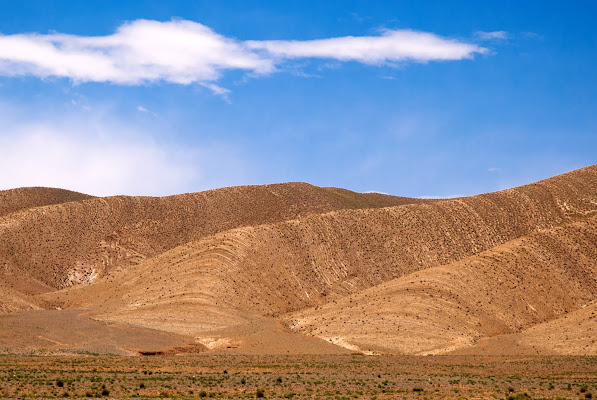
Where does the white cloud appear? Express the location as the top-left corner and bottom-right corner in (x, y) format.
(0, 126), (196, 196)
(199, 82), (232, 103)
(247, 29), (486, 64)
(475, 31), (510, 41)
(0, 19), (274, 85)
(0, 19), (488, 88)
(136, 105), (161, 116)
(0, 110), (252, 196)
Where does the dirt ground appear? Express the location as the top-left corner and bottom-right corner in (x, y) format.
(0, 354), (594, 399)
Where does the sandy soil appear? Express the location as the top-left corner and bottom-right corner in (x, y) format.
(0, 309), (196, 355)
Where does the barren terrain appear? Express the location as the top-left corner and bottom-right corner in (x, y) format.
(1, 165), (596, 358)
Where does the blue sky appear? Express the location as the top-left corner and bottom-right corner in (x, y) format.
(0, 1), (595, 197)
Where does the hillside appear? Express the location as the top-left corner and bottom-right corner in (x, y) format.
(285, 215), (597, 355)
(1, 165), (596, 355)
(37, 165), (597, 354)
(0, 182), (417, 292)
(453, 302), (597, 355)
(0, 187), (94, 217)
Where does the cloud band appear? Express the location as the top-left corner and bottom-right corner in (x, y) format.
(0, 19), (487, 86)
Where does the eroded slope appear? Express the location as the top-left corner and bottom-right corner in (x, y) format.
(453, 302), (597, 355)
(285, 215), (597, 355)
(0, 182), (416, 293)
(45, 165), (597, 352)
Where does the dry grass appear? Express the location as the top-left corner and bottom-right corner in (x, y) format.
(0, 354), (595, 399)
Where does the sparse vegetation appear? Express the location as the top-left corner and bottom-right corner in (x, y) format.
(0, 354), (593, 399)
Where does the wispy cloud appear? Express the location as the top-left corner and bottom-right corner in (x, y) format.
(475, 30), (510, 41)
(0, 126), (196, 196)
(247, 29), (487, 64)
(137, 105), (160, 117)
(199, 82), (232, 103)
(0, 107), (251, 196)
(0, 19), (488, 90)
(522, 31), (543, 41)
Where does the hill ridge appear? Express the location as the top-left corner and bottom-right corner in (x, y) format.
(0, 182), (423, 292)
(0, 187), (95, 217)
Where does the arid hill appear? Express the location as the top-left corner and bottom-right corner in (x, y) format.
(0, 187), (94, 217)
(0, 183), (418, 291)
(286, 215), (597, 355)
(1, 165), (596, 355)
